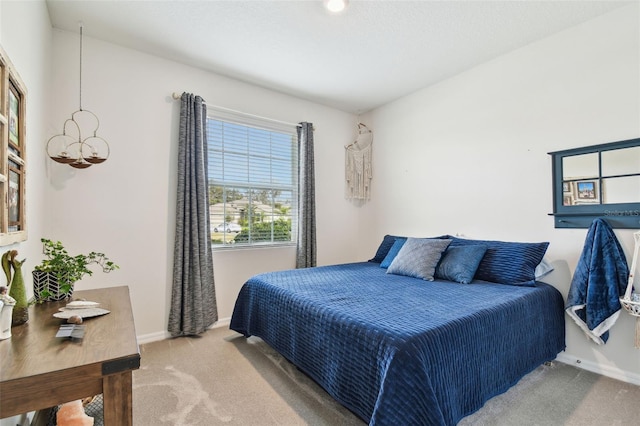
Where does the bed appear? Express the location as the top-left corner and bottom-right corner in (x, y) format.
(230, 235), (566, 425)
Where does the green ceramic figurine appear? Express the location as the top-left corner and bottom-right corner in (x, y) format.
(2, 250), (28, 326)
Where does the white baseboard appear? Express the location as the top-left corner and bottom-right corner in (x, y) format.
(210, 317), (231, 329)
(555, 352), (640, 386)
(137, 330), (169, 345)
(136, 317), (232, 345)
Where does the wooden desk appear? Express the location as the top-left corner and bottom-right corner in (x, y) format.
(0, 286), (140, 425)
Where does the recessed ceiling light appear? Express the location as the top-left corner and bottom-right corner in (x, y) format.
(324, 0), (348, 13)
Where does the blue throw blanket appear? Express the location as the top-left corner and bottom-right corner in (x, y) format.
(566, 218), (629, 344)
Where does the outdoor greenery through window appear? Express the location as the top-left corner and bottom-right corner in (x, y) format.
(207, 110), (298, 247)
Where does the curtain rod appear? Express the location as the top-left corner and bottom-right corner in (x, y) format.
(171, 92), (302, 128)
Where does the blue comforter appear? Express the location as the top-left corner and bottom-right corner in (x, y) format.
(230, 262), (565, 425)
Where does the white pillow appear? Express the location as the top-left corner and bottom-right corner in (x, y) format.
(535, 258), (554, 279)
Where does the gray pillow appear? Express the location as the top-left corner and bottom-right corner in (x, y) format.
(387, 238), (452, 281)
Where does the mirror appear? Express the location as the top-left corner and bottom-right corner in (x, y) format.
(562, 153), (599, 206)
(562, 146), (640, 206)
(550, 138), (640, 228)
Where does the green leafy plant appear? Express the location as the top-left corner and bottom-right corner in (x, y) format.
(34, 238), (119, 299)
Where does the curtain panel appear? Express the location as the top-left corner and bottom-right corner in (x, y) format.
(168, 92), (218, 336)
(296, 122), (317, 269)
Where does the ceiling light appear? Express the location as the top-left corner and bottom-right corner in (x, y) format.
(324, 0), (348, 13)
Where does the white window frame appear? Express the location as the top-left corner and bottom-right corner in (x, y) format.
(207, 108), (298, 249)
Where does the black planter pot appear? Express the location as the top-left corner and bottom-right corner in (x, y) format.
(32, 271), (74, 302)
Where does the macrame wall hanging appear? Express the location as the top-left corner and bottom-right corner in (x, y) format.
(345, 123), (373, 201)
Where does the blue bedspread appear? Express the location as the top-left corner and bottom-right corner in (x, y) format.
(230, 262), (565, 425)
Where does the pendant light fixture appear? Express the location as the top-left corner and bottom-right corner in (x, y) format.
(46, 23), (110, 169)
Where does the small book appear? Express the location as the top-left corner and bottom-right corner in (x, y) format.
(56, 324), (85, 339)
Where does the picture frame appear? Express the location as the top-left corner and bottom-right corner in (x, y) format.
(8, 85), (19, 146)
(563, 194), (574, 206)
(8, 168), (20, 230)
(576, 180), (599, 202)
(0, 44), (28, 245)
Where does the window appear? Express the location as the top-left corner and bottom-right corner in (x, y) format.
(207, 110), (298, 247)
(0, 45), (27, 245)
(549, 138), (640, 229)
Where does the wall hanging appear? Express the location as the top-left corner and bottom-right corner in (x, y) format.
(345, 122), (373, 201)
(46, 23), (110, 169)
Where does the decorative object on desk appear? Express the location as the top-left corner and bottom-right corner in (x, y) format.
(46, 23), (110, 170)
(33, 238), (119, 302)
(0, 286), (16, 339)
(65, 300), (100, 309)
(1, 250), (28, 326)
(54, 300), (104, 322)
(67, 314), (83, 324)
(53, 307), (110, 320)
(620, 230), (640, 348)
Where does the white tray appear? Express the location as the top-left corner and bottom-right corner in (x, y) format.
(53, 307), (110, 319)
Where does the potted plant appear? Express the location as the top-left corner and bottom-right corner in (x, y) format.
(33, 238), (119, 302)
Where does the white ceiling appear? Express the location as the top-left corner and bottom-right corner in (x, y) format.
(45, 0), (632, 113)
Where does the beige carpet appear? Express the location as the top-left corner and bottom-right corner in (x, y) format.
(132, 327), (640, 425)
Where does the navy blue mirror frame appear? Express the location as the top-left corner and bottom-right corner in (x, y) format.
(549, 137), (640, 229)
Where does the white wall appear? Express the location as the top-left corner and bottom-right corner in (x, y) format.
(0, 3), (51, 425)
(360, 4), (640, 384)
(47, 29), (360, 341)
(0, 2), (50, 294)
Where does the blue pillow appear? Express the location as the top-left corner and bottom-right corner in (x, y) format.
(435, 245), (487, 284)
(386, 238), (452, 281)
(448, 237), (549, 286)
(369, 234), (405, 263)
(380, 238), (408, 268)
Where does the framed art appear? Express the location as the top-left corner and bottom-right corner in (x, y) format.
(0, 44), (28, 245)
(8, 85), (19, 146)
(8, 168), (20, 231)
(576, 180), (598, 202)
(563, 193), (574, 206)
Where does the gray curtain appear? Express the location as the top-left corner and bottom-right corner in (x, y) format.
(168, 92), (217, 336)
(296, 122), (317, 268)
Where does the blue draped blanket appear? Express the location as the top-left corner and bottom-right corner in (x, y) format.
(230, 262), (565, 425)
(566, 218), (629, 344)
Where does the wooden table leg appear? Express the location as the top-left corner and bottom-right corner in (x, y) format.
(102, 371), (133, 426)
